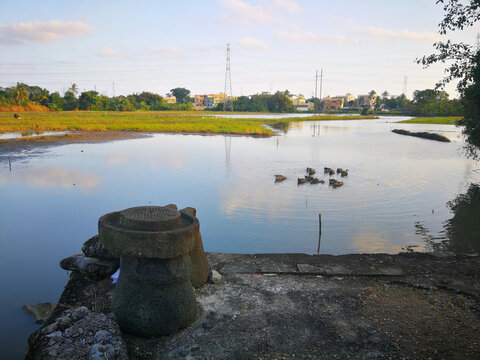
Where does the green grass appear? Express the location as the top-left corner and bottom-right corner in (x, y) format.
(0, 111), (378, 137)
(397, 116), (462, 125)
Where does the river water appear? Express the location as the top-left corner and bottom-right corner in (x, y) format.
(0, 116), (479, 358)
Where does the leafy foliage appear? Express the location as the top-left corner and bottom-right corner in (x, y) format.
(417, 0), (480, 158)
(212, 91), (293, 113)
(169, 87), (191, 104)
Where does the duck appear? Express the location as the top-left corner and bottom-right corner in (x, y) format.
(298, 178), (307, 185)
(324, 167), (335, 175)
(329, 179), (344, 188)
(306, 167), (316, 175)
(275, 175), (287, 181)
(340, 170), (349, 177)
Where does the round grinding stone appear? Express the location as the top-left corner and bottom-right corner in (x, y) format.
(118, 206), (182, 232)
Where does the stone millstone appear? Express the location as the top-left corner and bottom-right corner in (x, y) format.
(119, 206), (182, 232)
(98, 205), (208, 337)
(98, 207), (198, 259)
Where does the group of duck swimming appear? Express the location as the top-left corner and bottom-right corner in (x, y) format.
(274, 167), (348, 188)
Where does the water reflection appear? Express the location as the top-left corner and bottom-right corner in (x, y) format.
(414, 183), (480, 253)
(0, 167), (101, 192)
(225, 136), (231, 178)
(441, 183), (480, 253)
(106, 154), (133, 166)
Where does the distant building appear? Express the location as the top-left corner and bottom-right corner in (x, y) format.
(194, 93), (237, 109)
(324, 97), (344, 110)
(289, 94), (314, 111)
(357, 94), (377, 109)
(344, 93), (355, 104)
(194, 95), (206, 107)
(164, 96), (176, 104)
(198, 93), (227, 109)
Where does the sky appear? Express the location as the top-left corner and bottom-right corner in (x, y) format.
(0, 0), (477, 99)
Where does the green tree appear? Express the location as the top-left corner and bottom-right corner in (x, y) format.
(411, 89), (450, 116)
(417, 0), (480, 158)
(78, 91), (100, 110)
(63, 90), (78, 110)
(48, 92), (65, 110)
(269, 91), (293, 113)
(170, 87), (191, 104)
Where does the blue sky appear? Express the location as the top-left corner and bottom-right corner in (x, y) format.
(0, 0), (477, 98)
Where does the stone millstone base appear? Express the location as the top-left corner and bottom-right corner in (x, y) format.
(111, 280), (198, 337)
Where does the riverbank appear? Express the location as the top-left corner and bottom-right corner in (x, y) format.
(26, 241), (480, 359)
(0, 111), (377, 138)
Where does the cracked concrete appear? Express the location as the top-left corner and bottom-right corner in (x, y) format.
(28, 252), (480, 359)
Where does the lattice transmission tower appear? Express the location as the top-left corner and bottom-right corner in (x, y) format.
(403, 76), (408, 97)
(223, 43), (234, 111)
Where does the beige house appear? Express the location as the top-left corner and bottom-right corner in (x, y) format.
(164, 96), (177, 104)
(344, 93), (355, 104)
(357, 94), (377, 109)
(289, 94), (314, 111)
(324, 97), (344, 110)
(195, 93), (230, 109)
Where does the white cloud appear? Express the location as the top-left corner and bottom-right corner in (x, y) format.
(146, 46), (187, 58)
(275, 0), (302, 14)
(219, 0), (281, 24)
(360, 26), (443, 43)
(0, 20), (92, 43)
(276, 29), (350, 44)
(238, 36), (269, 51)
(99, 48), (127, 58)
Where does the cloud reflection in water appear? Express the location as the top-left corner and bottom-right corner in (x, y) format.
(0, 167), (101, 192)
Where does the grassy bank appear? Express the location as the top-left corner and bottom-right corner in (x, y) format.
(397, 116), (462, 125)
(0, 111), (377, 137)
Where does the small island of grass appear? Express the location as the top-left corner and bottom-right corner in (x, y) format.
(0, 111), (377, 139)
(397, 116), (462, 125)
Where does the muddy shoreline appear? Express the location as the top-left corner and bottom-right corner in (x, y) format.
(26, 235), (480, 359)
(0, 130), (272, 159)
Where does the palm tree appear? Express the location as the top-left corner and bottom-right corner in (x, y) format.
(69, 83), (79, 97)
(14, 83), (29, 103)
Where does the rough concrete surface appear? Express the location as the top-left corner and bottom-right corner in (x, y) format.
(28, 252), (480, 359)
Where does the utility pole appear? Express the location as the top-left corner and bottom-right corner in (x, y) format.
(223, 43), (233, 111)
(315, 70), (318, 99)
(403, 76), (408, 97)
(319, 69), (324, 111)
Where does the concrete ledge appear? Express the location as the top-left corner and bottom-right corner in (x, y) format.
(28, 252), (480, 359)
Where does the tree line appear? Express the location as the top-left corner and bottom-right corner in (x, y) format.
(0, 84), (193, 111)
(211, 89), (462, 116)
(0, 82), (464, 117)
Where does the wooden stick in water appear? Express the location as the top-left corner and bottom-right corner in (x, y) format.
(317, 213), (322, 254)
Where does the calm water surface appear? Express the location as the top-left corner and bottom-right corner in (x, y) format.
(0, 116), (479, 358)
